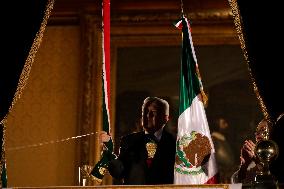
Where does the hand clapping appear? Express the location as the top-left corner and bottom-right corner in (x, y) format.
(240, 139), (256, 166)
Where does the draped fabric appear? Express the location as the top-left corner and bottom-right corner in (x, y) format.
(229, 0), (284, 122)
(229, 0), (284, 183)
(0, 0), (55, 186)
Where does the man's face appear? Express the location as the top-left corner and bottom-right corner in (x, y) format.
(142, 102), (168, 134)
(255, 120), (269, 142)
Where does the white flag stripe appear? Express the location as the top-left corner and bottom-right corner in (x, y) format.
(177, 97), (212, 143)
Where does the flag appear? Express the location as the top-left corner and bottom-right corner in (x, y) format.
(174, 16), (218, 184)
(90, 0), (116, 184)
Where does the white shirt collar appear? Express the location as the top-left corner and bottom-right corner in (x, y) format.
(144, 125), (165, 142)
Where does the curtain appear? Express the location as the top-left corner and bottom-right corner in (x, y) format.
(229, 0), (284, 183)
(0, 0), (55, 186)
(229, 0), (283, 121)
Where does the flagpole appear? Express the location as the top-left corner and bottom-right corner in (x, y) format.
(180, 0), (184, 17)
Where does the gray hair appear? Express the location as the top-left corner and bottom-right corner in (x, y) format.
(142, 97), (169, 115)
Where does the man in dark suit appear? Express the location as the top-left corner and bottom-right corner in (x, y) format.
(101, 97), (176, 184)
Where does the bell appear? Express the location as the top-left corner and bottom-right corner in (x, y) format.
(253, 127), (279, 189)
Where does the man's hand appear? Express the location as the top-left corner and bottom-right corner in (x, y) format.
(240, 139), (256, 166)
(99, 131), (111, 144)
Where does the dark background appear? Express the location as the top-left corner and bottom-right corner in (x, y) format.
(114, 45), (263, 180)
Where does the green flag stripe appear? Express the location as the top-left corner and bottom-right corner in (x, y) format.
(102, 79), (113, 152)
(179, 18), (201, 115)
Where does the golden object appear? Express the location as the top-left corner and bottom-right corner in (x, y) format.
(99, 166), (107, 175)
(255, 123), (278, 172)
(255, 140), (279, 174)
(146, 142), (157, 158)
(79, 164), (104, 185)
(253, 137), (279, 188)
(89, 174), (103, 185)
(79, 165), (93, 186)
(80, 164), (93, 177)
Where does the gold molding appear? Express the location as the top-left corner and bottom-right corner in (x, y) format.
(49, 8), (233, 23)
(79, 14), (103, 166)
(48, 9), (238, 45)
(112, 10), (233, 23)
(110, 10), (238, 45)
(10, 184), (230, 189)
(49, 10), (234, 26)
(79, 14), (114, 185)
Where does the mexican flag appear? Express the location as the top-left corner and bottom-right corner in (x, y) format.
(174, 17), (218, 184)
(90, 0), (115, 184)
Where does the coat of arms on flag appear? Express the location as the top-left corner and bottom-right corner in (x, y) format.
(175, 131), (212, 175)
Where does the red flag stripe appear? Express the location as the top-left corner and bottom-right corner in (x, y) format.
(102, 0), (111, 130)
(205, 174), (219, 184)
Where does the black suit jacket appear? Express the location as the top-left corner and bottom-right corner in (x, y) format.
(108, 129), (176, 185)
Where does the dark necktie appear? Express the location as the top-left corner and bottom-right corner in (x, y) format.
(145, 134), (158, 143)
